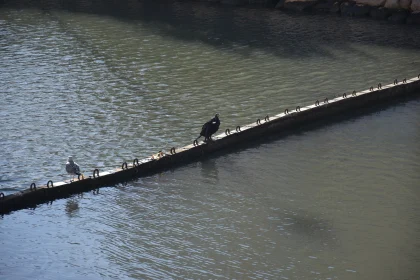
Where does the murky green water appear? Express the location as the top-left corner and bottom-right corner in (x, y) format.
(1, 1), (420, 279)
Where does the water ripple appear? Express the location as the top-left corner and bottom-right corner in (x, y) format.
(1, 2), (420, 280)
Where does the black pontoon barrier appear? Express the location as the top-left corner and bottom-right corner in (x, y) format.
(1, 76), (420, 215)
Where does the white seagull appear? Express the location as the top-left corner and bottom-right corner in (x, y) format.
(66, 156), (81, 182)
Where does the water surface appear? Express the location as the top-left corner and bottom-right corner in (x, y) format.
(0, 1), (419, 279)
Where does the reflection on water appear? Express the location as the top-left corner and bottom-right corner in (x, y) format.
(0, 0), (420, 279)
(283, 213), (335, 243)
(200, 159), (220, 184)
(65, 199), (79, 217)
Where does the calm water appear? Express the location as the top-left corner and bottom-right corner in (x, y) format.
(1, 1), (420, 279)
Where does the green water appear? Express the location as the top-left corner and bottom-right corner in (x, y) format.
(1, 1), (419, 279)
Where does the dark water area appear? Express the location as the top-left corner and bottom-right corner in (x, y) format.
(3, 0), (420, 56)
(1, 1), (420, 279)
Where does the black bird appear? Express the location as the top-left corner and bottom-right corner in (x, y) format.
(196, 114), (220, 142)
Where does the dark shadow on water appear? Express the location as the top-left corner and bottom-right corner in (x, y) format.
(283, 213), (336, 246)
(199, 158), (219, 184)
(1, 0), (420, 58)
(65, 198), (80, 218)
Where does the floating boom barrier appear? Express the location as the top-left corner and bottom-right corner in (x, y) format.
(1, 75), (420, 215)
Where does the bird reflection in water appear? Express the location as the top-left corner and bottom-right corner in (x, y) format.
(200, 159), (219, 184)
(65, 199), (80, 218)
